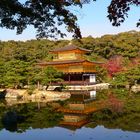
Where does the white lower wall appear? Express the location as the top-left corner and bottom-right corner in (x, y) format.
(89, 74), (96, 83)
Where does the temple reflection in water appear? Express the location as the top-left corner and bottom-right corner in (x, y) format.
(58, 90), (98, 128)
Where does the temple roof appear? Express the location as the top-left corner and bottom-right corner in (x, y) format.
(50, 44), (92, 52)
(45, 60), (85, 65)
(38, 59), (103, 65)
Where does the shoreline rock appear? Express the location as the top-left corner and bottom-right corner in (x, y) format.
(0, 88), (71, 106)
(131, 85), (140, 92)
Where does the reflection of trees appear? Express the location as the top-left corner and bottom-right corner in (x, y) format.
(89, 89), (140, 132)
(0, 103), (63, 132)
(0, 105), (6, 131)
(88, 110), (140, 132)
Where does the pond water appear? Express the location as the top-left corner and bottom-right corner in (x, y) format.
(0, 89), (140, 140)
(0, 125), (140, 140)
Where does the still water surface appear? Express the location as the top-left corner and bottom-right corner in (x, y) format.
(0, 90), (140, 140)
(0, 125), (140, 140)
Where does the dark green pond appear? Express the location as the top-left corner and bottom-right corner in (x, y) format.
(0, 89), (140, 140)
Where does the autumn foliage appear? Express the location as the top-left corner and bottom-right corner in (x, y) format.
(107, 94), (124, 113)
(103, 55), (123, 77)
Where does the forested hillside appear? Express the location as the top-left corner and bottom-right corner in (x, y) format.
(0, 31), (140, 88)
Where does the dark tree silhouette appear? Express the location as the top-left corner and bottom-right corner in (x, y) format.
(108, 0), (140, 27)
(0, 0), (139, 39)
(0, 0), (82, 38)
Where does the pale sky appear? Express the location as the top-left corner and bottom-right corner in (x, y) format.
(0, 0), (139, 41)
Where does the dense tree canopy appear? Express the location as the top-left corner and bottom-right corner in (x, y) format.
(0, 0), (139, 39)
(0, 31), (139, 87)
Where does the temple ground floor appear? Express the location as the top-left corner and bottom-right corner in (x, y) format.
(52, 73), (97, 86)
(47, 72), (110, 91)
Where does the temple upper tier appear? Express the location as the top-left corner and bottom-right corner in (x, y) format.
(50, 44), (91, 61)
(39, 44), (102, 74)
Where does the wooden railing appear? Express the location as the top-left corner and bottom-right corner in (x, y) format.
(57, 106), (99, 115)
(51, 81), (96, 85)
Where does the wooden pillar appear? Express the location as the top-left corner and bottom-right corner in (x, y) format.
(68, 74), (71, 82)
(82, 74), (84, 84)
(81, 74), (82, 82)
(37, 81), (40, 89)
(37, 102), (40, 110)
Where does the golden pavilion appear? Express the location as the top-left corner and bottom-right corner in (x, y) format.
(39, 44), (102, 85)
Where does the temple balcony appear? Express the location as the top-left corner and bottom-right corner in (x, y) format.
(50, 81), (96, 86)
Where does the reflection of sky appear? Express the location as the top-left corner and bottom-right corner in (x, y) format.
(0, 126), (140, 140)
(0, 0), (139, 41)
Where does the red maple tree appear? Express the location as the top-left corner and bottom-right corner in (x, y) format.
(104, 55), (123, 77)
